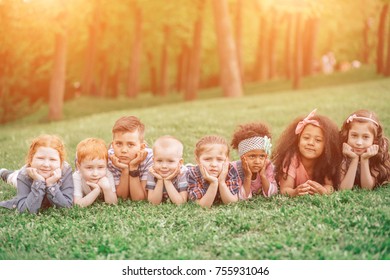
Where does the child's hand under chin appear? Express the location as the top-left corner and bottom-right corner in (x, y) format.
(109, 154), (128, 170)
(342, 143), (358, 159)
(46, 168), (62, 186)
(199, 165), (218, 184)
(26, 167), (45, 182)
(361, 144), (379, 160)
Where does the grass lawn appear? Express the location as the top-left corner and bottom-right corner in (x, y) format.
(0, 76), (389, 259)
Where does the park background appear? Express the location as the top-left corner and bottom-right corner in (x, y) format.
(0, 0), (389, 260)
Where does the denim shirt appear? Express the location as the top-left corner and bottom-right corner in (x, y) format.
(0, 162), (74, 214)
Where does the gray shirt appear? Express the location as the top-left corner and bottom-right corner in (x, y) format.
(0, 162), (74, 214)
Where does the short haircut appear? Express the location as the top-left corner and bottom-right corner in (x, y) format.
(153, 135), (183, 156)
(26, 135), (66, 166)
(76, 138), (108, 164)
(194, 135), (229, 158)
(112, 116), (145, 141)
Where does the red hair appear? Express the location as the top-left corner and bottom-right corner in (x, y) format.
(76, 138), (108, 164)
(26, 135), (66, 166)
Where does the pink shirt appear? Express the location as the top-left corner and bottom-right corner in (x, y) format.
(231, 160), (278, 200)
(283, 154), (310, 187)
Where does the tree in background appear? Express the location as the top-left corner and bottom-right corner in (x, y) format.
(212, 0), (242, 97)
(377, 2), (388, 74)
(0, 0), (387, 123)
(48, 3), (68, 121)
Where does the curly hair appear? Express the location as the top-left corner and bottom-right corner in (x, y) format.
(340, 109), (390, 186)
(272, 114), (342, 187)
(231, 122), (271, 150)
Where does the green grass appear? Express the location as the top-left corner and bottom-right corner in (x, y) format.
(0, 76), (390, 259)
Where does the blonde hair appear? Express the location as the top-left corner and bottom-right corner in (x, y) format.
(112, 116), (145, 141)
(26, 135), (66, 166)
(76, 138), (108, 164)
(194, 135), (229, 158)
(153, 135), (183, 157)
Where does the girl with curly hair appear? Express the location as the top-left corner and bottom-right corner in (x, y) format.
(339, 109), (390, 190)
(231, 122), (278, 200)
(272, 109), (341, 197)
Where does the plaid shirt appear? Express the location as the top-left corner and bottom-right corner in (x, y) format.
(107, 146), (153, 185)
(146, 165), (188, 201)
(186, 164), (240, 203)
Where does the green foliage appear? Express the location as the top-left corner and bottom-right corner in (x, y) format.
(0, 78), (389, 259)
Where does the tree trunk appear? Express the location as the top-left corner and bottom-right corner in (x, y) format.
(302, 17), (319, 76)
(292, 13), (302, 90)
(184, 0), (204, 101)
(253, 16), (268, 81)
(81, 2), (100, 96)
(377, 3), (389, 74)
(385, 16), (390, 76)
(48, 27), (67, 121)
(127, 5), (143, 98)
(268, 10), (277, 80)
(212, 0), (242, 97)
(158, 26), (170, 97)
(284, 13), (293, 79)
(107, 66), (120, 98)
(235, 0), (244, 81)
(175, 43), (189, 93)
(147, 52), (158, 96)
(362, 18), (370, 64)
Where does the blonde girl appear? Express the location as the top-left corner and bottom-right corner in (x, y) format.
(273, 109), (341, 197)
(0, 135), (73, 213)
(339, 109), (390, 190)
(186, 135), (240, 208)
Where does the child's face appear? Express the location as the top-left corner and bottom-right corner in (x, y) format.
(298, 124), (325, 160)
(153, 146), (183, 177)
(77, 159), (107, 183)
(242, 149), (267, 173)
(112, 131), (144, 164)
(197, 144), (228, 177)
(347, 122), (375, 155)
(30, 147), (61, 179)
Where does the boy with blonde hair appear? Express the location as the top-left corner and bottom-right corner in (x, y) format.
(73, 138), (117, 207)
(108, 116), (153, 200)
(147, 136), (188, 205)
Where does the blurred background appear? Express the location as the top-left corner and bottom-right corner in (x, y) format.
(0, 0), (389, 124)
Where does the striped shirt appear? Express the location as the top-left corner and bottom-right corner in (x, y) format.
(186, 164), (240, 203)
(107, 146), (153, 185)
(146, 165), (188, 201)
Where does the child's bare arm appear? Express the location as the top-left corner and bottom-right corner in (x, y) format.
(360, 145), (379, 190)
(196, 181), (218, 208)
(164, 180), (187, 205)
(98, 177), (117, 204)
(258, 162), (271, 196)
(74, 182), (101, 207)
(307, 180), (334, 195)
(116, 170), (130, 199)
(147, 178), (164, 205)
(339, 143), (359, 190)
(280, 175), (309, 197)
(128, 150), (148, 201)
(218, 162), (238, 204)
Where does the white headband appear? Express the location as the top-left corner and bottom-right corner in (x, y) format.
(238, 136), (272, 157)
(346, 114), (379, 127)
